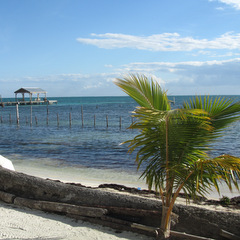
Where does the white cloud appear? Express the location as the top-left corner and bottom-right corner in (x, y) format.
(104, 64), (113, 68)
(216, 7), (225, 10)
(0, 72), (121, 97)
(77, 32), (240, 52)
(216, 0), (240, 10)
(121, 58), (240, 90)
(1, 59), (239, 97)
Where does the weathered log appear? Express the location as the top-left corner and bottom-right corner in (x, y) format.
(1, 167), (239, 239)
(101, 205), (178, 227)
(69, 214), (155, 237)
(0, 167), (161, 210)
(131, 223), (156, 232)
(174, 203), (240, 238)
(131, 224), (216, 240)
(170, 230), (215, 240)
(102, 205), (160, 217)
(0, 190), (15, 203)
(219, 229), (240, 240)
(14, 197), (108, 218)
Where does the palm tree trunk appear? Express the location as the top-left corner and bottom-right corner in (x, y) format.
(156, 205), (171, 239)
(165, 115), (171, 206)
(157, 115), (171, 239)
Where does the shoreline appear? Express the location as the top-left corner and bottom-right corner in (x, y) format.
(14, 160), (149, 189)
(14, 162), (240, 200)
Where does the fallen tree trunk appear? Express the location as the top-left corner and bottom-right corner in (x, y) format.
(0, 167), (161, 210)
(14, 197), (108, 218)
(219, 229), (240, 240)
(0, 167), (239, 239)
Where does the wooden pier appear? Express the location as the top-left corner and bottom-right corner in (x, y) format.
(0, 87), (57, 107)
(1, 100), (57, 107)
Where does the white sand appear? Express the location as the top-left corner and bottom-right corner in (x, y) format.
(0, 201), (153, 240)
(0, 162), (154, 240)
(13, 159), (148, 189)
(0, 160), (239, 240)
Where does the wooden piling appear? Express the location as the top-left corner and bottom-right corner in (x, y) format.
(69, 112), (72, 127)
(46, 104), (49, 126)
(1, 116), (2, 123)
(30, 106), (32, 127)
(35, 116), (38, 125)
(9, 114), (11, 124)
(57, 113), (59, 127)
(94, 114), (96, 128)
(119, 116), (122, 129)
(106, 115), (108, 128)
(81, 106), (84, 127)
(16, 103), (19, 125)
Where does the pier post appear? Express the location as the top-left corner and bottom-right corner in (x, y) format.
(57, 113), (59, 127)
(46, 104), (49, 126)
(106, 115), (108, 128)
(16, 103), (19, 125)
(94, 114), (96, 128)
(69, 112), (72, 127)
(30, 106), (32, 127)
(81, 106), (84, 127)
(119, 116), (122, 129)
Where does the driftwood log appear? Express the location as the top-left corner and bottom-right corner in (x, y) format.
(0, 167), (239, 239)
(0, 167), (161, 210)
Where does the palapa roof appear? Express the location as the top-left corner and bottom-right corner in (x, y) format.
(14, 87), (47, 94)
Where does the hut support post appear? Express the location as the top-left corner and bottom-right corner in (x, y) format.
(30, 106), (32, 127)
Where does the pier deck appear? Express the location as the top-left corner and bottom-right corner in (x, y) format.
(1, 100), (57, 107)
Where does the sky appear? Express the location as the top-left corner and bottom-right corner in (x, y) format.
(0, 0), (240, 97)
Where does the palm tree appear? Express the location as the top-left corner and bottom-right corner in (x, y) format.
(114, 74), (240, 239)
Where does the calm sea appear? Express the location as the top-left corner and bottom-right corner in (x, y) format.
(0, 95), (239, 177)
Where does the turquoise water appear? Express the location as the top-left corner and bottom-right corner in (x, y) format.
(0, 95), (239, 175)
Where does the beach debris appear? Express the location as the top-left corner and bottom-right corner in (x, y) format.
(0, 167), (239, 239)
(14, 197), (108, 218)
(219, 229), (240, 240)
(0, 155), (15, 171)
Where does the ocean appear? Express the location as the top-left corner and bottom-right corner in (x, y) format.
(0, 95), (239, 195)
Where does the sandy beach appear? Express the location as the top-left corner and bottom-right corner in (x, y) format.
(0, 164), (155, 240)
(0, 162), (239, 240)
(14, 161), (240, 200)
(0, 200), (153, 240)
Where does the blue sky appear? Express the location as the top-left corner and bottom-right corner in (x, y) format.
(0, 0), (240, 97)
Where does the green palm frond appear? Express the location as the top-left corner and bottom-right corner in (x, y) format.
(115, 74), (240, 201)
(184, 96), (240, 130)
(114, 74), (171, 110)
(197, 155), (240, 191)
